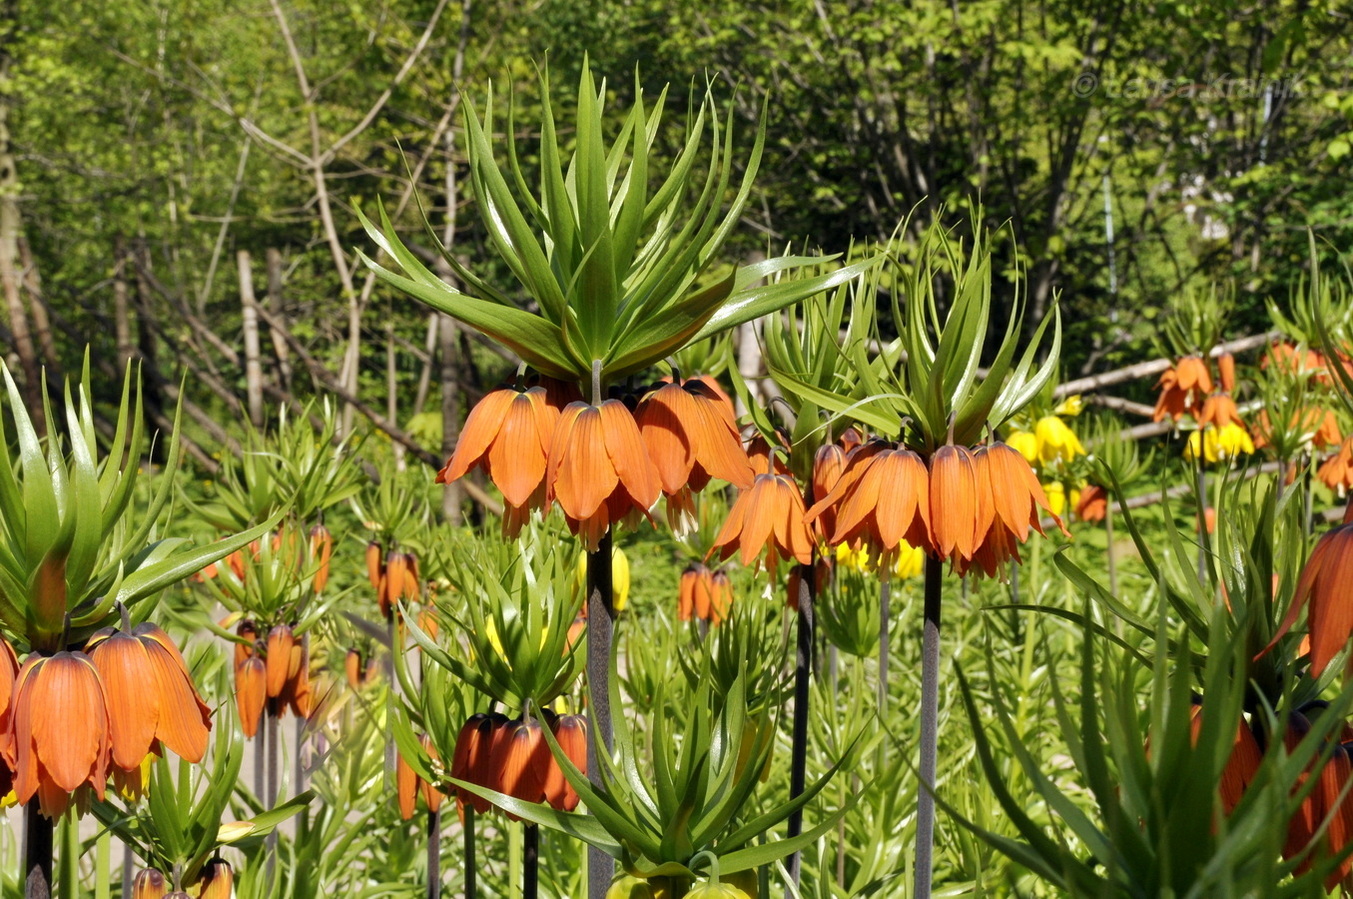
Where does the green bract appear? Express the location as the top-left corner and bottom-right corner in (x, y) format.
(769, 222), (1061, 453)
(0, 358), (278, 651)
(91, 728), (310, 887)
(405, 529), (582, 710)
(358, 62), (874, 389)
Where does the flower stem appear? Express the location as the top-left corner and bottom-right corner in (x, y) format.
(94, 827), (109, 899)
(914, 553), (943, 899)
(787, 557), (816, 887)
(585, 528), (615, 899)
(23, 803), (52, 899)
(523, 824), (539, 899)
(426, 808), (440, 899)
(878, 575), (892, 718)
(463, 807), (476, 899)
(1105, 501), (1118, 599)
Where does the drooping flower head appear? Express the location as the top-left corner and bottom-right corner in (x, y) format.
(805, 440), (931, 568)
(636, 376), (754, 531)
(546, 400), (661, 551)
(86, 623), (212, 771)
(711, 471), (813, 580)
(437, 381), (578, 536)
(4, 651), (111, 818)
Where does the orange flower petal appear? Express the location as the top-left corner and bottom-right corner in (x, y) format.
(88, 632), (159, 771)
(30, 652), (109, 794)
(600, 399), (660, 512)
(437, 388), (518, 484)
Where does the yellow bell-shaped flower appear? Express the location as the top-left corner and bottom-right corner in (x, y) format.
(1043, 481), (1067, 517)
(1006, 430), (1039, 464)
(893, 543), (924, 579)
(833, 542), (873, 573)
(1053, 394), (1084, 417)
(1034, 416), (1085, 464)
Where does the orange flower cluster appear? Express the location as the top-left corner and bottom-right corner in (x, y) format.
(1182, 701), (1353, 889)
(201, 525), (332, 595)
(344, 647), (381, 690)
(366, 543), (420, 621)
(396, 733), (445, 821)
(446, 712), (588, 817)
(678, 564), (732, 624)
(1317, 437), (1353, 497)
(1253, 408), (1342, 454)
(438, 375), (751, 549)
(0, 625), (211, 818)
(805, 439), (1066, 578)
(233, 621), (310, 739)
(1263, 341), (1335, 384)
(1154, 355), (1214, 422)
(711, 471), (814, 579)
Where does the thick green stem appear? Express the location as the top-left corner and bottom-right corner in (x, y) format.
(1105, 501), (1118, 599)
(120, 842), (133, 899)
(586, 528), (615, 899)
(94, 828), (109, 899)
(787, 558), (816, 887)
(914, 554), (943, 899)
(426, 808), (440, 899)
(23, 804), (52, 899)
(463, 807), (476, 899)
(878, 576), (892, 716)
(523, 824), (539, 899)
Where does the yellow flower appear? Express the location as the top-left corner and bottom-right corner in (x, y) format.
(834, 542), (873, 573)
(894, 543), (924, 579)
(573, 547), (631, 612)
(1185, 424), (1255, 464)
(1034, 416), (1085, 464)
(1215, 422), (1255, 460)
(1043, 481), (1067, 517)
(1053, 394), (1084, 417)
(1007, 430), (1039, 464)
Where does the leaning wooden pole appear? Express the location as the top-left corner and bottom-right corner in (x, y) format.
(238, 250), (265, 429)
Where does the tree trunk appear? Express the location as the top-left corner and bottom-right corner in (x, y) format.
(17, 237), (58, 371)
(238, 249), (264, 429)
(113, 237), (135, 371)
(0, 19), (42, 434)
(132, 240), (166, 427)
(437, 310), (462, 524)
(265, 248), (293, 392)
(387, 322), (404, 470)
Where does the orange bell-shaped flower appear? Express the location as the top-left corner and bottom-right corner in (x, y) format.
(451, 712), (507, 814)
(132, 869), (168, 899)
(543, 714), (587, 812)
(5, 651), (111, 818)
(197, 859), (234, 899)
(711, 472), (813, 579)
(86, 624), (212, 769)
(636, 377), (754, 529)
(309, 525), (333, 593)
(546, 400), (661, 551)
(496, 718), (551, 814)
(235, 657), (266, 739)
(265, 625), (295, 699)
(1267, 521), (1353, 677)
(808, 442), (932, 563)
(928, 444), (989, 566)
